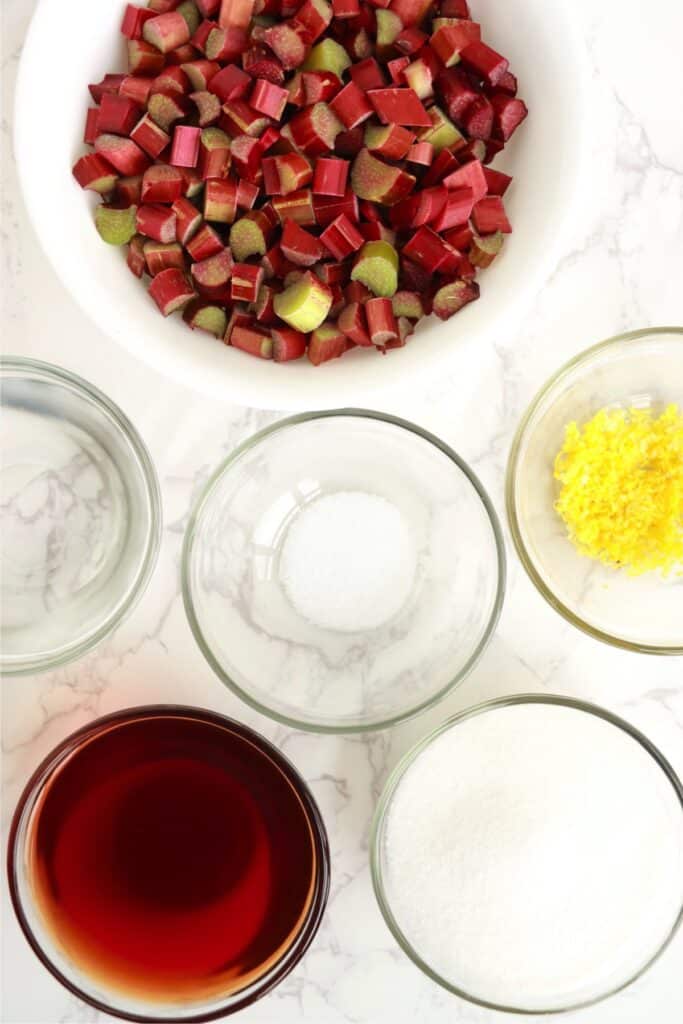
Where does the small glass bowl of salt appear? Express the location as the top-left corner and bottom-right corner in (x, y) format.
(182, 410), (505, 732)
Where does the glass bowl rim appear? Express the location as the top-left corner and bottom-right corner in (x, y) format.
(7, 703), (331, 1023)
(370, 692), (683, 1015)
(0, 355), (162, 675)
(181, 408), (507, 734)
(505, 326), (683, 655)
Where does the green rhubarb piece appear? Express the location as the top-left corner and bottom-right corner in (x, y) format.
(375, 10), (402, 49)
(177, 0), (201, 33)
(351, 241), (398, 298)
(229, 215), (268, 261)
(95, 204), (137, 245)
(273, 271), (332, 332)
(392, 291), (425, 320)
(469, 231), (504, 268)
(432, 280), (480, 320)
(192, 304), (227, 338)
(417, 106), (464, 153)
(302, 39), (351, 77)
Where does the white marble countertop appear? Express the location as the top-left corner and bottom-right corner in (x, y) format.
(2, 0), (683, 1020)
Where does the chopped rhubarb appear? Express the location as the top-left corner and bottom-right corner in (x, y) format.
(337, 301), (370, 345)
(350, 239), (398, 296)
(120, 75), (155, 106)
(208, 63), (251, 101)
(143, 12), (191, 53)
(263, 21), (309, 70)
(116, 175), (143, 206)
(350, 148), (415, 205)
(95, 205), (138, 245)
(469, 230), (504, 268)
(231, 262), (264, 301)
(329, 81), (374, 129)
(148, 90), (191, 131)
(98, 93), (141, 135)
(229, 209), (273, 259)
(197, 126), (231, 178)
(142, 164), (185, 203)
(364, 124), (415, 161)
(182, 58), (221, 89)
(417, 105), (464, 153)
(280, 219), (325, 265)
(432, 279), (479, 320)
(402, 224), (448, 271)
(190, 89), (222, 125)
(471, 195), (512, 234)
(272, 326), (307, 361)
(391, 290), (424, 319)
(307, 322), (347, 364)
(442, 158), (487, 201)
(302, 70), (340, 105)
(144, 240), (185, 275)
(127, 39), (166, 75)
(459, 41), (508, 87)
(95, 134), (150, 176)
(127, 235), (147, 277)
(319, 212), (364, 259)
(490, 93), (528, 141)
(262, 153), (313, 194)
(191, 247), (234, 296)
(205, 25), (249, 62)
(149, 267), (196, 315)
(131, 114), (171, 158)
(302, 38), (350, 76)
(483, 166), (512, 196)
(172, 196), (203, 244)
(183, 299), (228, 337)
(204, 178), (238, 222)
(136, 204), (177, 242)
(83, 107), (100, 145)
(121, 4), (157, 39)
(389, 185), (447, 230)
(89, 74), (125, 103)
(289, 102), (343, 155)
(407, 141), (434, 167)
(72, 155), (119, 195)
(365, 296), (398, 345)
(312, 156), (349, 196)
(250, 78), (289, 119)
(170, 125), (201, 166)
(367, 88), (431, 127)
(186, 223), (225, 261)
(274, 270), (332, 331)
(219, 0), (256, 30)
(430, 21), (481, 67)
(430, 186), (475, 231)
(231, 323), (273, 357)
(349, 57), (386, 91)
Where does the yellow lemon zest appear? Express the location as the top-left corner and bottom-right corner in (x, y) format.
(553, 404), (683, 576)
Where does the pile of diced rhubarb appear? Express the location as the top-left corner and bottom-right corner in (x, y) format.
(73, 0), (527, 365)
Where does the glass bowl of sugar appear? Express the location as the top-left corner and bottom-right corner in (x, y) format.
(182, 410), (505, 732)
(372, 695), (683, 1013)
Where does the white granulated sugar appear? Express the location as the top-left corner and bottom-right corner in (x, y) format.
(383, 702), (683, 1011)
(279, 490), (417, 633)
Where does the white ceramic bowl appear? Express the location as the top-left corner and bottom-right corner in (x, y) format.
(16, 0), (588, 411)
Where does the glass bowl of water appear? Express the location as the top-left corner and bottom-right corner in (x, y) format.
(1, 357), (161, 674)
(182, 410), (505, 732)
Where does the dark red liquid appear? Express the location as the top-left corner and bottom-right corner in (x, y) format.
(27, 711), (320, 1004)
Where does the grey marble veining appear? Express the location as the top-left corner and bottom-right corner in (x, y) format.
(2, 0), (683, 1021)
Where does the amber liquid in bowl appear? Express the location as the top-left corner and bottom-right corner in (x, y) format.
(24, 711), (318, 1005)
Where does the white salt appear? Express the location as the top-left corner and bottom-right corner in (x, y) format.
(279, 490), (417, 633)
(383, 701), (683, 1011)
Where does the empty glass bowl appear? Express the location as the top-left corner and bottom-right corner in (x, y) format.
(183, 411), (505, 732)
(1, 358), (161, 674)
(506, 328), (683, 653)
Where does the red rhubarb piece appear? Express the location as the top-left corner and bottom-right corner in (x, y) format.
(471, 195), (512, 234)
(430, 21), (481, 67)
(242, 47), (286, 86)
(389, 186), (447, 230)
(83, 107), (100, 145)
(208, 63), (251, 101)
(483, 166), (512, 196)
(395, 26), (427, 56)
(460, 41), (508, 87)
(204, 179), (238, 223)
(236, 180), (260, 209)
(231, 324), (273, 358)
(144, 12), (191, 53)
(148, 267), (196, 315)
(127, 235), (147, 278)
(364, 123), (415, 161)
(219, 0), (256, 29)
(130, 114), (171, 158)
(462, 95), (494, 140)
(294, 0), (333, 44)
(206, 24), (249, 61)
(365, 297), (398, 346)
(421, 148), (459, 187)
(350, 148), (416, 205)
(144, 240), (185, 276)
(402, 224), (449, 271)
(186, 223), (225, 261)
(98, 93), (141, 135)
(437, 68), (479, 124)
(280, 219), (325, 265)
(95, 134), (150, 176)
(430, 187), (475, 231)
(127, 40), (165, 75)
(387, 0), (433, 26)
(170, 125), (202, 166)
(121, 4), (157, 39)
(120, 75), (155, 106)
(302, 70), (340, 105)
(442, 158), (488, 202)
(289, 102), (343, 156)
(191, 246), (234, 296)
(88, 74), (125, 104)
(72, 155), (119, 194)
(349, 57), (386, 91)
(197, 126), (231, 178)
(367, 88), (431, 127)
(272, 326), (307, 362)
(334, 126), (364, 157)
(137, 204), (178, 243)
(490, 93), (528, 141)
(152, 66), (190, 95)
(172, 196), (203, 245)
(197, 0), (220, 12)
(262, 153), (313, 195)
(250, 78), (289, 120)
(407, 141), (434, 168)
(440, 0), (470, 14)
(313, 188), (359, 226)
(307, 322), (347, 365)
(337, 301), (370, 345)
(387, 57), (411, 84)
(231, 262), (264, 302)
(329, 81), (374, 129)
(141, 165), (185, 203)
(116, 173), (143, 207)
(182, 58), (221, 90)
(263, 21), (309, 70)
(272, 188), (317, 225)
(313, 157), (349, 196)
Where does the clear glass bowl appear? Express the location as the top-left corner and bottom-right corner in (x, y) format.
(7, 705), (330, 1022)
(1, 357), (161, 674)
(371, 695), (683, 1015)
(506, 328), (683, 653)
(182, 411), (505, 733)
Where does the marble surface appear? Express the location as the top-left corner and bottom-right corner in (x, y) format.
(2, 0), (683, 1020)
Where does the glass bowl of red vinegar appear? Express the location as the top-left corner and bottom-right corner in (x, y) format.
(7, 706), (330, 1022)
